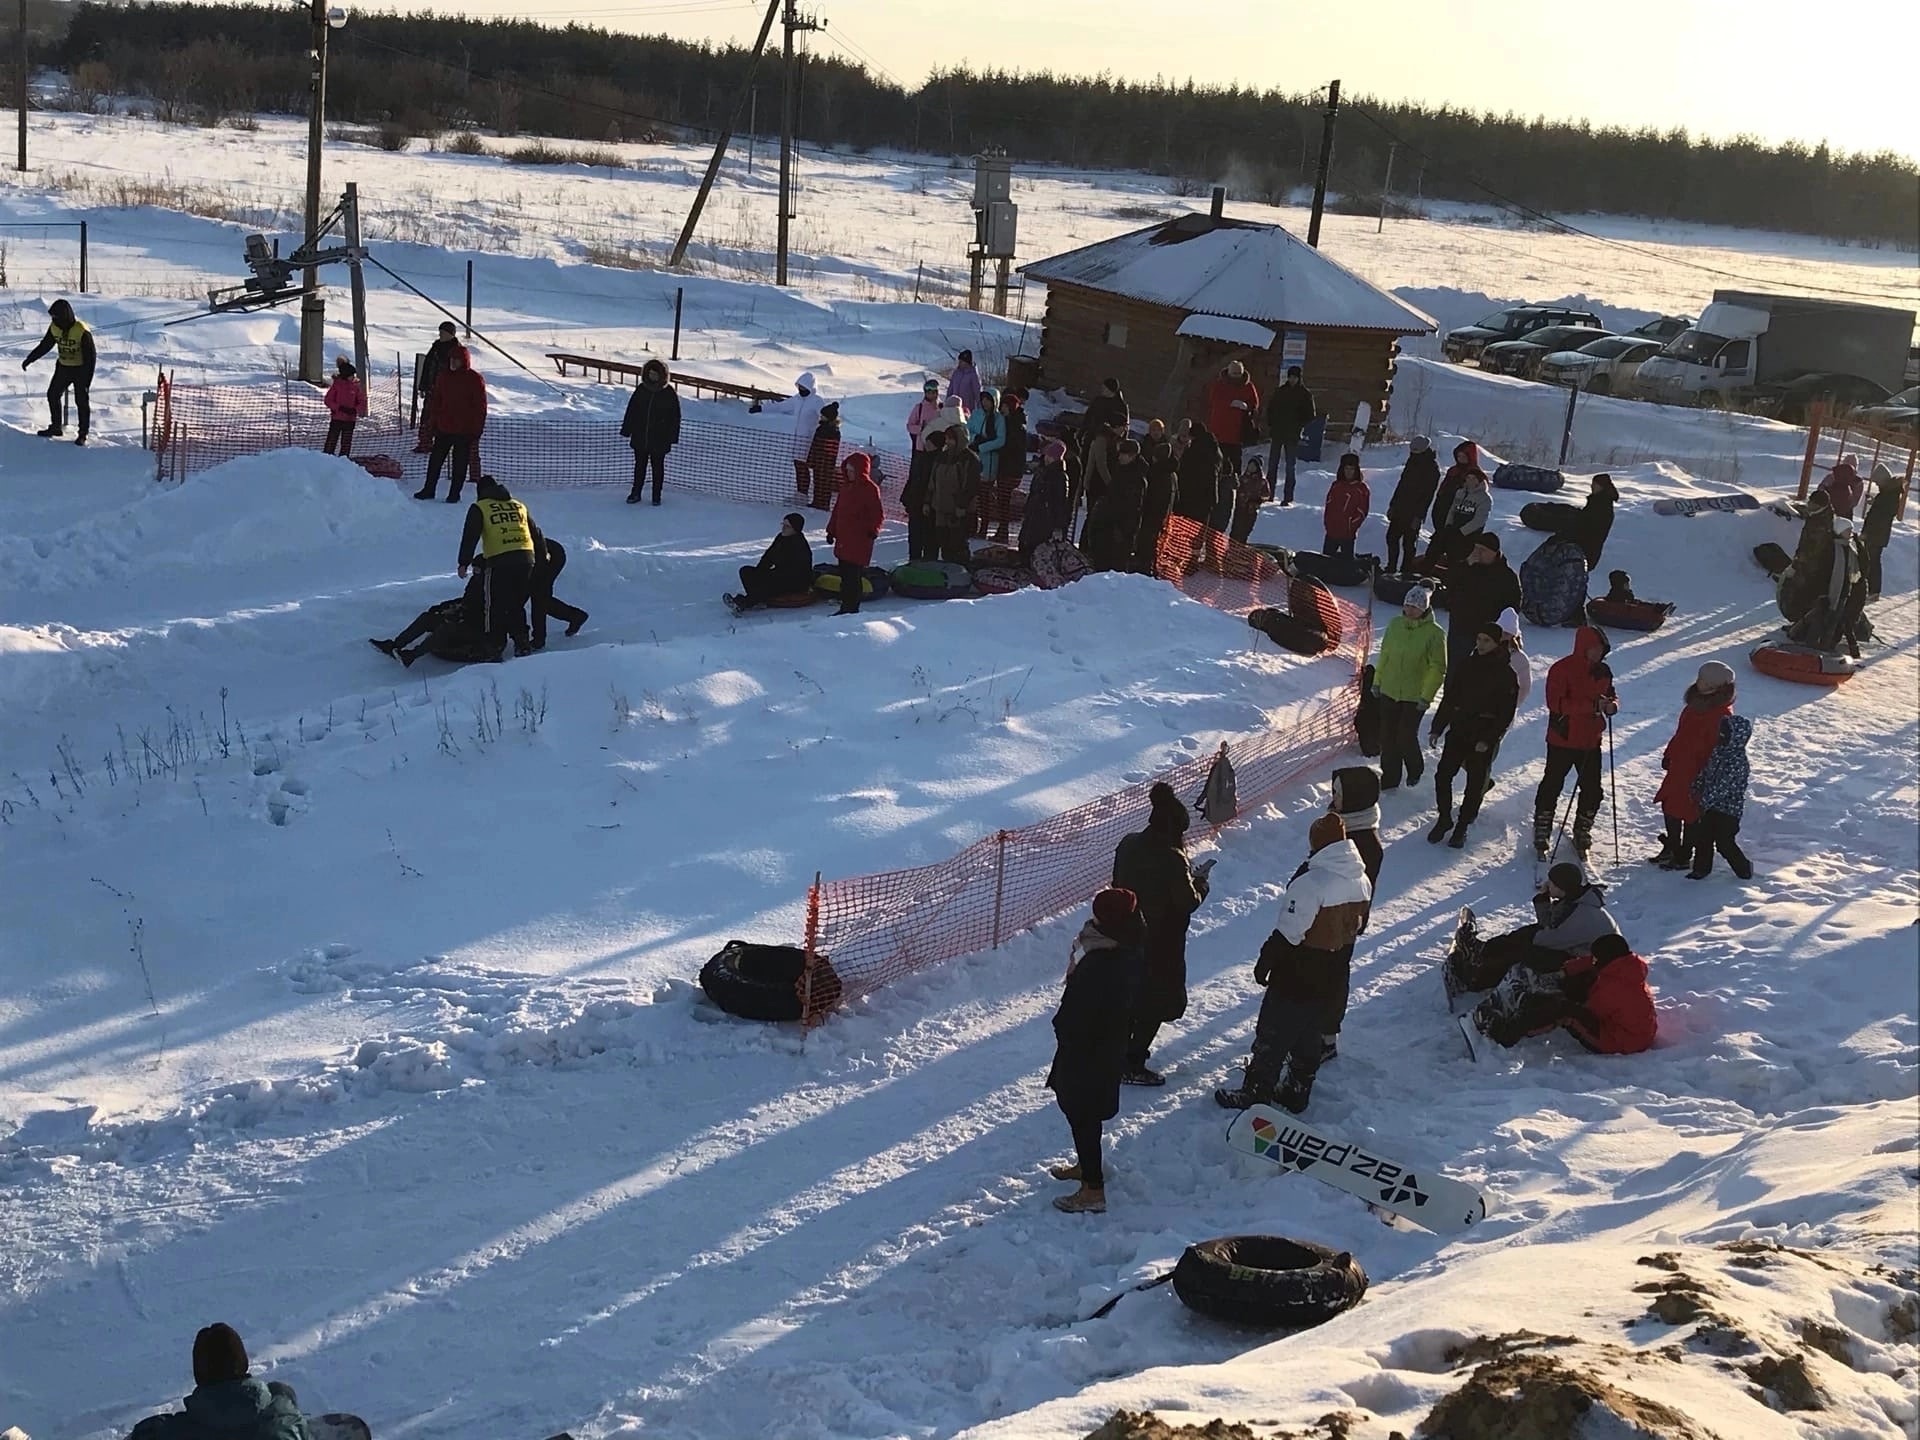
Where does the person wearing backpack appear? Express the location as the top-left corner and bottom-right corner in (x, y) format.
(1044, 888), (1147, 1215)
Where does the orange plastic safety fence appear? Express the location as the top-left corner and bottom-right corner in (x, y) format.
(800, 529), (1369, 1025)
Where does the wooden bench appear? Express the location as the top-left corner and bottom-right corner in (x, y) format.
(545, 353), (784, 404)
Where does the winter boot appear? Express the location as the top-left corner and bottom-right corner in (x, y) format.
(1532, 803), (1555, 860)
(1213, 1084), (1267, 1110)
(36, 425), (62, 438)
(368, 637), (399, 657)
(1273, 1066), (1313, 1116)
(1052, 1183), (1106, 1214)
(1428, 814), (1454, 844)
(399, 648), (421, 668)
(564, 611), (589, 637)
(1317, 1033), (1339, 1066)
(74, 434), (87, 446)
(1048, 1161), (1082, 1182)
(1447, 821), (1468, 848)
(626, 489), (644, 504)
(1120, 1064), (1165, 1088)
(513, 639), (534, 658)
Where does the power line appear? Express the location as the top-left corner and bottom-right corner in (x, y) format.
(1346, 101), (1917, 305)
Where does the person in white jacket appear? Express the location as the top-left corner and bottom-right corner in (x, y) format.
(1216, 813), (1373, 1115)
(778, 371), (825, 495)
(1498, 606), (1533, 710)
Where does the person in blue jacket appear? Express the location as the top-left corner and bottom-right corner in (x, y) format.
(130, 1324), (310, 1440)
(1688, 713), (1753, 880)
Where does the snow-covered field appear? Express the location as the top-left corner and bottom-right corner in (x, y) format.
(0, 107), (1916, 1440)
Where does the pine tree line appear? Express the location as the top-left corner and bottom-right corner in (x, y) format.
(49, 2), (1919, 246)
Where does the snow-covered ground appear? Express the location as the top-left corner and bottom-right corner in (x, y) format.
(0, 108), (1916, 1440)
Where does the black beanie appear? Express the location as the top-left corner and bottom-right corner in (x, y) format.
(1148, 781), (1190, 834)
(784, 512), (806, 532)
(192, 1324), (249, 1386)
(1547, 862), (1586, 894)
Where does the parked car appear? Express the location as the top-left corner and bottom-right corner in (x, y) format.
(1627, 315), (1695, 345)
(1762, 372), (1890, 425)
(1442, 305), (1602, 363)
(1537, 335), (1665, 394)
(1483, 325), (1617, 380)
(1853, 385), (1920, 440)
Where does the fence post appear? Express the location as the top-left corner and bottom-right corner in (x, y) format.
(464, 259), (473, 338)
(799, 871), (822, 1026)
(1796, 402), (1825, 501)
(672, 286), (683, 362)
(78, 221), (87, 294)
(990, 831), (1008, 950)
(1557, 378), (1579, 466)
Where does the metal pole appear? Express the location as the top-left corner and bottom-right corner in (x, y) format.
(78, 220), (86, 293)
(776, 0), (795, 286)
(1796, 400), (1826, 500)
(1306, 79), (1339, 249)
(344, 182), (368, 388)
(1377, 142), (1397, 234)
(1606, 713), (1620, 866)
(464, 258), (473, 337)
(989, 832), (1007, 950)
(747, 88), (756, 176)
(670, 0), (779, 269)
(15, 0), (25, 173)
(1558, 377), (1580, 465)
(671, 286), (683, 361)
(298, 0), (327, 383)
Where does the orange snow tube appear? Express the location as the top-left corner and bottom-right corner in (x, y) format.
(1749, 642), (1857, 687)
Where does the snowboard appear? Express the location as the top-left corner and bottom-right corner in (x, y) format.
(1651, 492), (1760, 517)
(310, 1417), (372, 1440)
(1226, 1106), (1488, 1235)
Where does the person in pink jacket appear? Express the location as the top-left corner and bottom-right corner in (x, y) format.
(905, 377), (943, 510)
(322, 356), (368, 457)
(1323, 453), (1370, 561)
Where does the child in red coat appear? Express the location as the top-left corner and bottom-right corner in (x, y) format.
(1473, 933), (1656, 1054)
(1323, 453), (1370, 562)
(322, 356), (367, 457)
(1650, 661), (1735, 869)
(826, 451), (883, 616)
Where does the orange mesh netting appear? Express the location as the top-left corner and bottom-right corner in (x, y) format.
(151, 378), (1369, 1027)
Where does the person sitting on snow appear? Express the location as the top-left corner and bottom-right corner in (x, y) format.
(1447, 861), (1620, 996)
(1215, 813), (1372, 1115)
(369, 580), (494, 668)
(130, 1323), (311, 1440)
(1471, 932), (1655, 1054)
(1603, 569), (1638, 604)
(725, 512), (814, 615)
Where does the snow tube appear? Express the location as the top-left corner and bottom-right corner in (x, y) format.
(1372, 572), (1447, 610)
(1749, 642), (1857, 687)
(766, 589), (817, 609)
(1519, 500), (1582, 533)
(1030, 538), (1091, 590)
(1248, 607), (1335, 656)
(1752, 542), (1792, 579)
(812, 564), (891, 600)
(1519, 536), (1590, 627)
(350, 454), (405, 480)
(1587, 597), (1674, 632)
(1289, 550), (1375, 588)
(890, 560), (975, 599)
(971, 566), (1034, 595)
(698, 941), (843, 1023)
(1491, 462), (1566, 494)
(964, 543), (1024, 572)
(1172, 1235), (1368, 1330)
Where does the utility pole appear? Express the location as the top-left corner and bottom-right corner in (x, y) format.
(16, 0), (27, 172)
(776, 0), (820, 287)
(343, 182), (369, 387)
(1306, 78), (1340, 250)
(1377, 141), (1397, 234)
(747, 88), (757, 175)
(299, 0), (338, 383)
(670, 0), (779, 269)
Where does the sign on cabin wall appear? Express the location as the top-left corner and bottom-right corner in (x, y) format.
(1282, 331), (1309, 371)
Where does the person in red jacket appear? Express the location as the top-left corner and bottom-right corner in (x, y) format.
(414, 345), (487, 502)
(321, 356), (367, 457)
(1323, 452), (1370, 561)
(1473, 932), (1655, 1054)
(826, 451), (883, 616)
(1532, 624), (1619, 861)
(1650, 660), (1734, 868)
(1205, 360), (1261, 475)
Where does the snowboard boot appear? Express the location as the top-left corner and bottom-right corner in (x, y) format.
(1120, 1065), (1165, 1088)
(368, 637), (399, 657)
(1273, 1066), (1313, 1116)
(1213, 1084), (1268, 1111)
(1052, 1183), (1106, 1214)
(1428, 814), (1454, 844)
(1317, 1033), (1339, 1066)
(1048, 1161), (1082, 1182)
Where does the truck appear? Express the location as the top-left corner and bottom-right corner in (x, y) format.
(1633, 290), (1916, 419)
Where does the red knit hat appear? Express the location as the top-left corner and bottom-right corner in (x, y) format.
(1091, 887), (1138, 932)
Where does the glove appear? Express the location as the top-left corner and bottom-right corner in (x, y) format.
(1252, 931), (1284, 987)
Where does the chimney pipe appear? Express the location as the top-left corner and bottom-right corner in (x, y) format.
(1210, 186), (1225, 221)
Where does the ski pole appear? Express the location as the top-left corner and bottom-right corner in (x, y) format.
(1553, 774), (1579, 857)
(1606, 713), (1621, 866)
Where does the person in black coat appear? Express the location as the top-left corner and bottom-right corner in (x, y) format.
(1444, 532), (1523, 679)
(1570, 472), (1617, 571)
(1111, 781), (1209, 1085)
(1134, 438), (1179, 573)
(1861, 463), (1901, 599)
(530, 536), (589, 649)
(1018, 439), (1073, 558)
(620, 358), (682, 506)
(903, 429), (944, 562)
(1428, 621), (1521, 848)
(1385, 436), (1441, 574)
(1171, 424), (1221, 524)
(726, 512), (814, 613)
(1264, 365), (1317, 505)
(1083, 438), (1147, 572)
(1080, 378), (1129, 450)
(1045, 887), (1148, 1214)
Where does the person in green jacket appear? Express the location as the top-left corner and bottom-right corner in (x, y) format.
(130, 1324), (311, 1440)
(1374, 586), (1448, 790)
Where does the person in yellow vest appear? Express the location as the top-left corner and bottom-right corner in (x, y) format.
(22, 298), (97, 445)
(456, 474), (542, 659)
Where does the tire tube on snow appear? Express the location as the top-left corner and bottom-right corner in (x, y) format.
(699, 940), (843, 1022)
(1172, 1235), (1368, 1329)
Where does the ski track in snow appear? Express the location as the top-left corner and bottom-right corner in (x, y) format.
(0, 117), (1915, 1440)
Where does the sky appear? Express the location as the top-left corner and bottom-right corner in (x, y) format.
(362, 0), (1920, 161)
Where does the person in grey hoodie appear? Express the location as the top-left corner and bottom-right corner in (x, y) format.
(1448, 862), (1620, 994)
